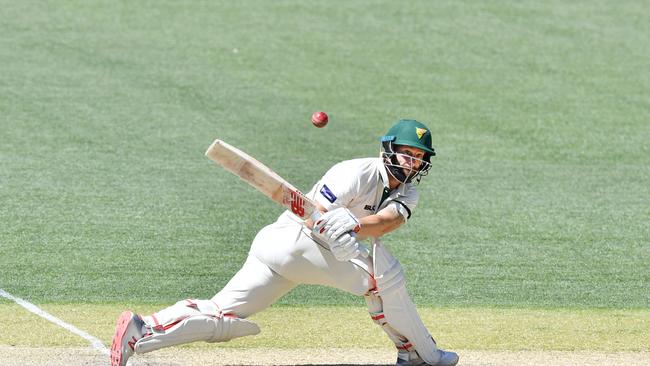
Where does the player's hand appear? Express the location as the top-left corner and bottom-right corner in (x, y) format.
(312, 207), (361, 241)
(328, 232), (361, 261)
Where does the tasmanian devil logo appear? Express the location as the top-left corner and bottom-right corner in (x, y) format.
(416, 127), (428, 139)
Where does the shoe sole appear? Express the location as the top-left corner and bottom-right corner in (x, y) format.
(110, 311), (134, 366)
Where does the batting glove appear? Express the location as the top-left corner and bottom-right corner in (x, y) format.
(328, 232), (361, 262)
(312, 207), (361, 242)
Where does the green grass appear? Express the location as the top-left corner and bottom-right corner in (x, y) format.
(1, 0), (648, 318)
(2, 304), (649, 351)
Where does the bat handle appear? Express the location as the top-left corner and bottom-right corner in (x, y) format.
(357, 243), (371, 258)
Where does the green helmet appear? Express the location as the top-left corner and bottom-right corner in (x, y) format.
(381, 119), (436, 156)
(380, 119), (436, 184)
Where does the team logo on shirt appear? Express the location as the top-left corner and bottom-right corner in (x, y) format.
(320, 184), (337, 203)
(416, 127), (428, 139)
(364, 204), (376, 211)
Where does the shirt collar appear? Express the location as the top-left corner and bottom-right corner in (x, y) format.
(375, 157), (390, 189)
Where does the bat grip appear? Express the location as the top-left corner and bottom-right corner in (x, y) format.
(357, 242), (371, 258)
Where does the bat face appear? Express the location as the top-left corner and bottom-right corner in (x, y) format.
(205, 139), (315, 220)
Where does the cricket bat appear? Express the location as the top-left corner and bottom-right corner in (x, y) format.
(204, 139), (370, 258)
(204, 139), (316, 220)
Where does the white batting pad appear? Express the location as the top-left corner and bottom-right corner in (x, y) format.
(372, 241), (441, 365)
(365, 292), (413, 350)
(135, 299), (260, 354)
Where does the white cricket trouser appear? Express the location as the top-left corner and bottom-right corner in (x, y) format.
(211, 213), (373, 318)
(140, 214), (439, 363)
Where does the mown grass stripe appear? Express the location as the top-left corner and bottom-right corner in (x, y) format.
(1, 304), (647, 351)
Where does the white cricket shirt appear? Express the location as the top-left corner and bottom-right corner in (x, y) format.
(279, 157), (419, 223)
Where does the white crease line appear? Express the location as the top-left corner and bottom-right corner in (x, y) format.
(0, 288), (110, 356)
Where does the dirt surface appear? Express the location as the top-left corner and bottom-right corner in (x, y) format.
(1, 346), (649, 366)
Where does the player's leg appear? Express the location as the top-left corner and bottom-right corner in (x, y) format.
(278, 232), (457, 365)
(110, 255), (296, 366)
(266, 230), (457, 365)
(210, 254), (297, 318)
(263, 228), (375, 295)
(254, 225), (457, 366)
(136, 255), (296, 352)
(369, 240), (458, 366)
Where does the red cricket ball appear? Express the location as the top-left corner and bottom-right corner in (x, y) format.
(311, 111), (329, 128)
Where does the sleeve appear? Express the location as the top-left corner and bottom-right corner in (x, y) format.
(308, 161), (360, 211)
(382, 185), (419, 221)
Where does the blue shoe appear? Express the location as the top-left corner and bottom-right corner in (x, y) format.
(396, 349), (459, 366)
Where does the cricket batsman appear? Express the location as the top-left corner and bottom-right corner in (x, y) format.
(111, 119), (459, 366)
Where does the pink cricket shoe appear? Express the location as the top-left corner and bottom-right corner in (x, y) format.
(110, 311), (144, 366)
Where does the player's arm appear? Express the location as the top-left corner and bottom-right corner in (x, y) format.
(356, 205), (405, 240)
(311, 203), (406, 240)
(305, 195), (407, 239)
(310, 203), (408, 261)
